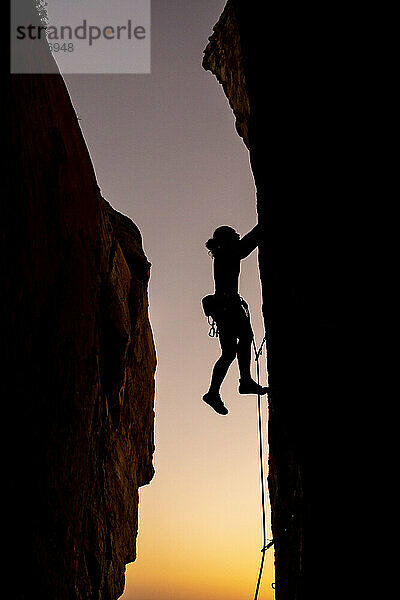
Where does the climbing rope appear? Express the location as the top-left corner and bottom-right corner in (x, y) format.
(240, 299), (270, 598)
(250, 320), (296, 598)
(240, 301), (272, 597)
(252, 335), (271, 600)
(206, 298), (274, 597)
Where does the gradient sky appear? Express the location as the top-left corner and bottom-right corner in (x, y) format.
(64, 1), (274, 598)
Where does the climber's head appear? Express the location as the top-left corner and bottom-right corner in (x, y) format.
(205, 226), (240, 256)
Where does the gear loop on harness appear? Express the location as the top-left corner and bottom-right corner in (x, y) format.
(207, 315), (219, 338)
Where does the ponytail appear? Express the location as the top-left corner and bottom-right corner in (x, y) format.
(205, 237), (220, 257)
(205, 225), (238, 257)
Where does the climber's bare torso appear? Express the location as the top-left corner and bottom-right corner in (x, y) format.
(213, 224), (260, 296)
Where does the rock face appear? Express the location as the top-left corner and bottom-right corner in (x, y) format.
(204, 2), (373, 598)
(5, 6), (155, 599)
(203, 2), (249, 148)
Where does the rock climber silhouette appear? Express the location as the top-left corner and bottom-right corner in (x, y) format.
(203, 224), (268, 415)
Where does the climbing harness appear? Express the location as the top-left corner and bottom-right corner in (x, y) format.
(201, 293), (249, 338)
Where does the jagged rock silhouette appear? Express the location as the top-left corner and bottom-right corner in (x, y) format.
(5, 3), (155, 598)
(204, 2), (374, 598)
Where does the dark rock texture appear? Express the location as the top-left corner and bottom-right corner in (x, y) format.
(203, 2), (249, 148)
(5, 6), (155, 599)
(204, 2), (379, 598)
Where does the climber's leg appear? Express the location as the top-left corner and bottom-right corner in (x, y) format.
(237, 309), (268, 396)
(209, 327), (237, 393)
(236, 314), (253, 382)
(203, 325), (237, 415)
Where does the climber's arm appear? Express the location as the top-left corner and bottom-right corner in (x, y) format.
(239, 224), (262, 258)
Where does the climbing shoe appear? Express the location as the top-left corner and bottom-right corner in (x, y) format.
(238, 378), (269, 396)
(202, 392), (228, 415)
